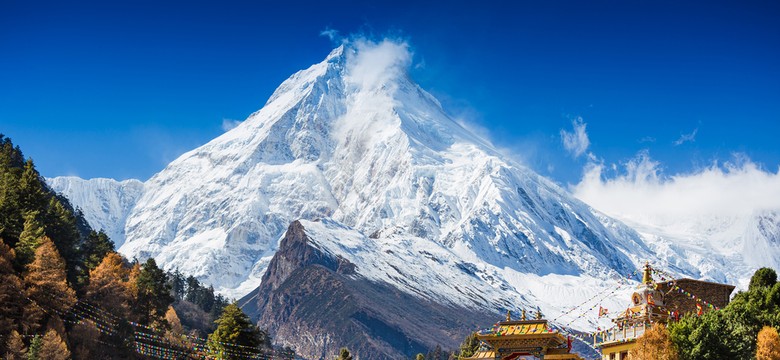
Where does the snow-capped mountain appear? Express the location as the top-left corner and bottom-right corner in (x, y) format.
(47, 41), (777, 345)
(114, 41), (662, 310)
(46, 176), (144, 246)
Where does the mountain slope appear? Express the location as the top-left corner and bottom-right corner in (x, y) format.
(46, 176), (144, 247)
(239, 220), (498, 359)
(117, 41), (661, 304)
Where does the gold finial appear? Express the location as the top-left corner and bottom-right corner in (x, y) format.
(642, 261), (653, 285)
(521, 309), (527, 321)
(536, 308), (543, 320)
(506, 310), (511, 322)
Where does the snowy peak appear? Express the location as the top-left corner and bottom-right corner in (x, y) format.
(117, 40), (656, 303)
(46, 176), (144, 247)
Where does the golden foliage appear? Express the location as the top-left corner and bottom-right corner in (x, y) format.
(23, 237), (76, 314)
(3, 330), (27, 360)
(629, 323), (678, 360)
(757, 326), (780, 360)
(0, 240), (25, 338)
(86, 252), (132, 317)
(38, 328), (71, 360)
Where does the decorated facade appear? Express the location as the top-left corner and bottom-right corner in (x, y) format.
(466, 310), (584, 360)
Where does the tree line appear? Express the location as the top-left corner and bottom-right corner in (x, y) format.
(0, 134), (286, 359)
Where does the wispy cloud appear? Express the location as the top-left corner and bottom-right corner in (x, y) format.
(638, 136), (656, 143)
(673, 127), (698, 146)
(345, 37), (412, 91)
(320, 28), (342, 43)
(572, 151), (780, 221)
(560, 117), (590, 158)
(221, 118), (242, 132)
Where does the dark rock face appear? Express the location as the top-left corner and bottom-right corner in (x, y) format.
(239, 221), (494, 360)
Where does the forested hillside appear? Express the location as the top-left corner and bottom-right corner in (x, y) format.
(0, 134), (287, 359)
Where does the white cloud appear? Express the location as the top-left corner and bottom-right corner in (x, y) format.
(345, 38), (412, 91)
(320, 28), (341, 43)
(572, 151), (780, 222)
(221, 118), (242, 132)
(560, 117), (590, 158)
(673, 127), (698, 146)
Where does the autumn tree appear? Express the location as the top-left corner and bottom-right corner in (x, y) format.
(3, 330), (27, 360)
(208, 303), (263, 359)
(36, 328), (71, 360)
(757, 326), (780, 360)
(85, 252), (132, 318)
(629, 323), (678, 360)
(0, 240), (25, 349)
(23, 237), (76, 330)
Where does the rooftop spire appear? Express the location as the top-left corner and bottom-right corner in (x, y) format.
(642, 261), (653, 285)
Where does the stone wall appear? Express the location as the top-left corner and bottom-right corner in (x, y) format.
(658, 278), (735, 316)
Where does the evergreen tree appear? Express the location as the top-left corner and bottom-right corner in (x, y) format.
(208, 303), (262, 359)
(134, 258), (174, 326)
(0, 170), (23, 246)
(757, 326), (780, 360)
(427, 345), (444, 360)
(3, 330), (27, 360)
(0, 240), (25, 347)
(36, 328), (70, 360)
(18, 159), (47, 214)
(42, 196), (81, 284)
(455, 332), (480, 359)
(629, 324), (678, 360)
(23, 237), (77, 322)
(669, 267), (780, 360)
(14, 211), (45, 267)
(85, 252), (132, 318)
(80, 230), (114, 273)
(336, 347), (353, 360)
(752, 268), (779, 291)
(27, 334), (42, 360)
(169, 268), (186, 301)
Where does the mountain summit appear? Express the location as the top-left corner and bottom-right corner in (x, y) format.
(112, 41), (651, 303)
(48, 40), (777, 357)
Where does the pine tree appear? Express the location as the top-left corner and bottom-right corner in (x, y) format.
(336, 347), (353, 360)
(0, 240), (24, 346)
(80, 230), (114, 273)
(14, 211), (45, 267)
(3, 330), (27, 360)
(36, 328), (70, 360)
(629, 324), (678, 360)
(23, 237), (77, 316)
(455, 332), (480, 359)
(18, 159), (47, 214)
(757, 326), (780, 360)
(85, 252), (132, 318)
(42, 196), (81, 284)
(208, 303), (262, 359)
(134, 258), (173, 326)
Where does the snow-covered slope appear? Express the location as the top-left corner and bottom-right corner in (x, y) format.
(46, 176), (144, 246)
(113, 41), (673, 331)
(599, 212), (780, 290)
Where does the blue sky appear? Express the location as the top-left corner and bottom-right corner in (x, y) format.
(1, 0), (779, 185)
